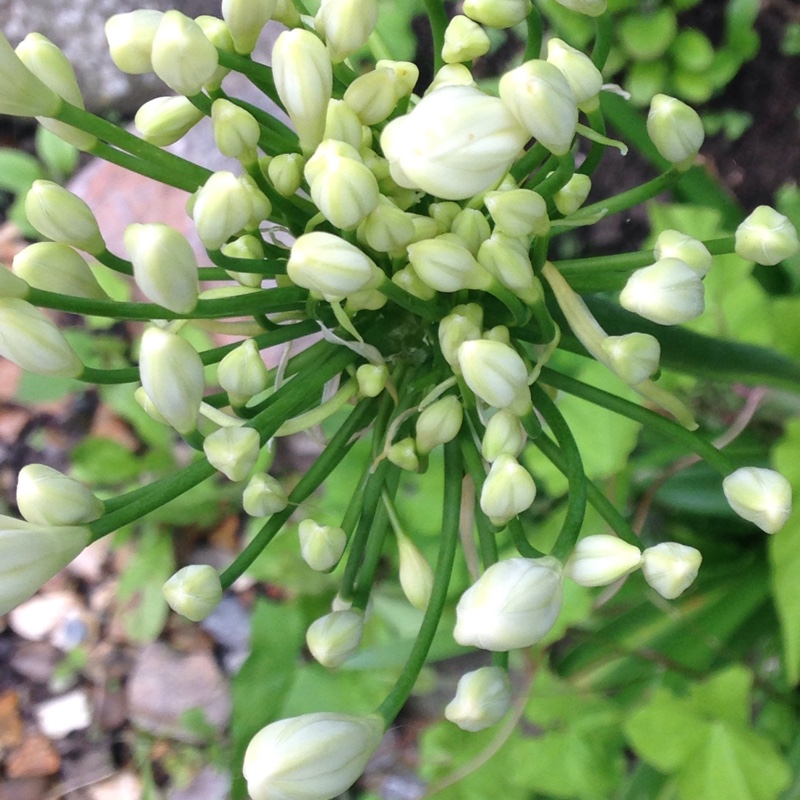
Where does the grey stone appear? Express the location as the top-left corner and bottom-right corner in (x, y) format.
(168, 765), (231, 800)
(200, 595), (250, 653)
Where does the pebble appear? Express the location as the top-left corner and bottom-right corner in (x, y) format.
(10, 641), (60, 683)
(0, 690), (23, 748)
(167, 766), (231, 800)
(8, 592), (83, 642)
(5, 735), (62, 778)
(87, 771), (142, 800)
(0, 777), (48, 800)
(200, 595), (251, 653)
(35, 690), (93, 739)
(67, 539), (110, 583)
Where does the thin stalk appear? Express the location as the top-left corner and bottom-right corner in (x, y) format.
(591, 13), (613, 71)
(89, 141), (199, 193)
(577, 107), (608, 177)
(423, 0), (449, 73)
(510, 142), (549, 182)
(379, 278), (446, 321)
(216, 49), (279, 104)
(523, 6), (543, 61)
(534, 154), (575, 200)
(95, 248), (133, 276)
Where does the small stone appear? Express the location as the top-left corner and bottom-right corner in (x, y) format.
(9, 592), (83, 642)
(5, 735), (61, 778)
(67, 539), (109, 583)
(87, 771), (142, 800)
(92, 685), (127, 731)
(0, 690), (24, 748)
(200, 595), (250, 652)
(35, 690), (92, 739)
(0, 777), (48, 800)
(167, 765), (231, 800)
(10, 641), (60, 684)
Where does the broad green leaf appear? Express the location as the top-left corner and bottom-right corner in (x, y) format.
(0, 148), (43, 192)
(687, 665), (752, 726)
(525, 667), (615, 727)
(71, 437), (146, 485)
(35, 125), (78, 181)
(14, 370), (83, 403)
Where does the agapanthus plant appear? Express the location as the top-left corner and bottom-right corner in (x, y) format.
(0, 0), (798, 798)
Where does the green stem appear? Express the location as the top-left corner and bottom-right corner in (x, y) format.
(89, 141), (199, 193)
(577, 107), (608, 177)
(206, 248), (287, 274)
(524, 6), (543, 61)
(216, 49), (279, 104)
(539, 366), (733, 474)
(533, 153), (575, 200)
(423, 0), (449, 73)
(591, 13), (613, 71)
(377, 439), (462, 724)
(379, 277), (446, 321)
(510, 142), (549, 182)
(95, 248), (133, 276)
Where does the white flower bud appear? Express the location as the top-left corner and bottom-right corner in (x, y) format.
(13, 243), (106, 300)
(387, 438), (420, 472)
(0, 266), (29, 299)
(134, 387), (169, 425)
(442, 16), (491, 64)
(243, 473), (289, 517)
(287, 232), (379, 301)
(554, 172), (591, 216)
(306, 609), (364, 668)
(359, 200), (416, 253)
(0, 518), (89, 615)
(25, 181), (104, 255)
(299, 519), (347, 572)
(356, 363), (388, 397)
(162, 564), (223, 622)
(194, 16), (235, 90)
(499, 60), (578, 156)
(344, 68), (400, 126)
(426, 63), (477, 95)
(551, 0), (607, 15)
(192, 171), (253, 251)
(392, 266), (437, 300)
(722, 467), (792, 534)
(408, 236), (491, 292)
(239, 174), (273, 229)
(124, 223), (199, 314)
(243, 712), (384, 800)
(445, 666), (512, 731)
(429, 202), (462, 233)
(546, 38), (603, 112)
(458, 339), (531, 414)
(735, 206), (800, 267)
(273, 29), (333, 154)
(0, 298), (82, 377)
(221, 234), (265, 288)
(151, 11), (219, 96)
(316, 0), (379, 64)
(0, 32), (60, 118)
(653, 229), (712, 277)
(620, 258), (705, 326)
(485, 188), (549, 238)
(397, 534), (434, 611)
(480, 454), (537, 525)
(217, 340), (269, 407)
(381, 85), (528, 200)
(481, 409), (527, 461)
(135, 95), (204, 146)
(438, 305), (483, 371)
(454, 556), (563, 651)
(450, 208), (492, 256)
(463, 0), (532, 28)
(483, 325), (511, 345)
(324, 99), (364, 149)
(600, 332), (661, 385)
(376, 59), (419, 97)
(138, 327), (204, 434)
(477, 233), (539, 303)
(16, 464), (104, 526)
(565, 534), (643, 587)
(222, 0), (277, 55)
(641, 542), (702, 599)
(204, 426), (261, 482)
(267, 153), (304, 197)
(105, 10), (163, 74)
(647, 94), (704, 170)
(273, 0), (302, 27)
(211, 98), (261, 161)
(415, 396), (463, 455)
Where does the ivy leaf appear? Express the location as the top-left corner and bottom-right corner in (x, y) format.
(687, 665), (752, 726)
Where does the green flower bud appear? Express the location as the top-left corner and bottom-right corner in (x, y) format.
(298, 519), (347, 572)
(735, 206), (800, 266)
(463, 0), (532, 28)
(222, 0), (277, 55)
(458, 339), (531, 414)
(306, 609), (364, 668)
(212, 98), (260, 161)
(0, 266), (30, 299)
(13, 243), (107, 300)
(104, 10), (163, 74)
(381, 85), (528, 200)
(267, 153), (305, 198)
(454, 556), (563, 650)
(287, 232), (379, 301)
(722, 467), (792, 534)
(481, 409), (526, 462)
(415, 396), (463, 455)
(387, 437), (420, 472)
(619, 9), (677, 62)
(243, 713), (384, 800)
(0, 32), (60, 117)
(429, 201), (462, 234)
(500, 60), (578, 156)
(343, 68), (399, 126)
(15, 33), (95, 150)
(671, 29), (715, 74)
(222, 234), (265, 288)
(356, 363), (388, 397)
(0, 298), (82, 377)
(316, 0), (379, 64)
(273, 29), (333, 154)
(485, 188), (550, 238)
(134, 386), (169, 426)
(204, 426), (261, 482)
(162, 564), (223, 622)
(641, 542), (702, 599)
(359, 200), (416, 254)
(619, 258), (705, 326)
(0, 518), (89, 615)
(135, 95), (204, 146)
(397, 533), (434, 611)
(192, 171), (253, 251)
(408, 236), (491, 292)
(654, 229), (712, 277)
(324, 99), (364, 150)
(483, 325), (511, 345)
(392, 266), (437, 301)
(218, 339), (269, 407)
(646, 94), (704, 170)
(376, 59), (419, 97)
(243, 472), (289, 517)
(451, 208), (491, 256)
(546, 37), (603, 112)
(25, 181), (105, 255)
(273, 0), (302, 27)
(442, 15), (491, 64)
(477, 233), (539, 303)
(480, 453), (537, 525)
(551, 0), (606, 15)
(426, 63), (477, 94)
(445, 666), (512, 731)
(151, 11), (219, 96)
(124, 223), (199, 314)
(438, 304), (483, 371)
(408, 214), (440, 244)
(138, 326), (204, 434)
(600, 332), (660, 385)
(239, 174), (272, 230)
(554, 172), (592, 215)
(565, 534), (643, 587)
(16, 464), (104, 526)
(194, 16), (234, 90)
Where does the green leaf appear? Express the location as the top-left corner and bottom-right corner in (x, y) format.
(71, 437), (146, 485)
(35, 125), (78, 181)
(687, 665), (752, 725)
(0, 148), (44, 193)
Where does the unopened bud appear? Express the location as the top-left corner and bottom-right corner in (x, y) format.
(647, 94), (704, 170)
(546, 38), (603, 112)
(722, 467), (792, 534)
(344, 68), (399, 126)
(359, 200), (416, 253)
(218, 339), (269, 407)
(105, 10), (163, 74)
(654, 229), (712, 277)
(552, 0), (607, 15)
(438, 305), (483, 371)
(450, 208), (491, 256)
(735, 206), (800, 266)
(356, 363), (388, 397)
(243, 473), (289, 517)
(429, 202), (462, 233)
(135, 95), (204, 146)
(426, 63), (477, 94)
(408, 236), (491, 292)
(442, 15), (491, 64)
(212, 98), (260, 161)
(459, 339), (531, 414)
(620, 258), (704, 325)
(17, 464), (103, 526)
(392, 266), (437, 301)
(445, 666), (512, 731)
(316, 0), (379, 64)
(222, 234), (266, 288)
(387, 438), (420, 472)
(601, 332), (661, 385)
(397, 534), (434, 611)
(477, 233), (539, 303)
(222, 0), (277, 55)
(151, 11), (219, 96)
(192, 171), (253, 251)
(480, 454), (537, 525)
(267, 153), (304, 197)
(163, 564), (222, 622)
(554, 172), (591, 216)
(376, 59), (419, 97)
(25, 181), (104, 255)
(324, 99), (364, 149)
(299, 519), (347, 571)
(641, 542), (702, 599)
(463, 0), (532, 28)
(481, 409), (527, 461)
(204, 426), (261, 482)
(485, 188), (549, 238)
(306, 609), (364, 668)
(565, 534), (643, 587)
(416, 396), (463, 455)
(0, 32), (60, 118)
(13, 243), (106, 300)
